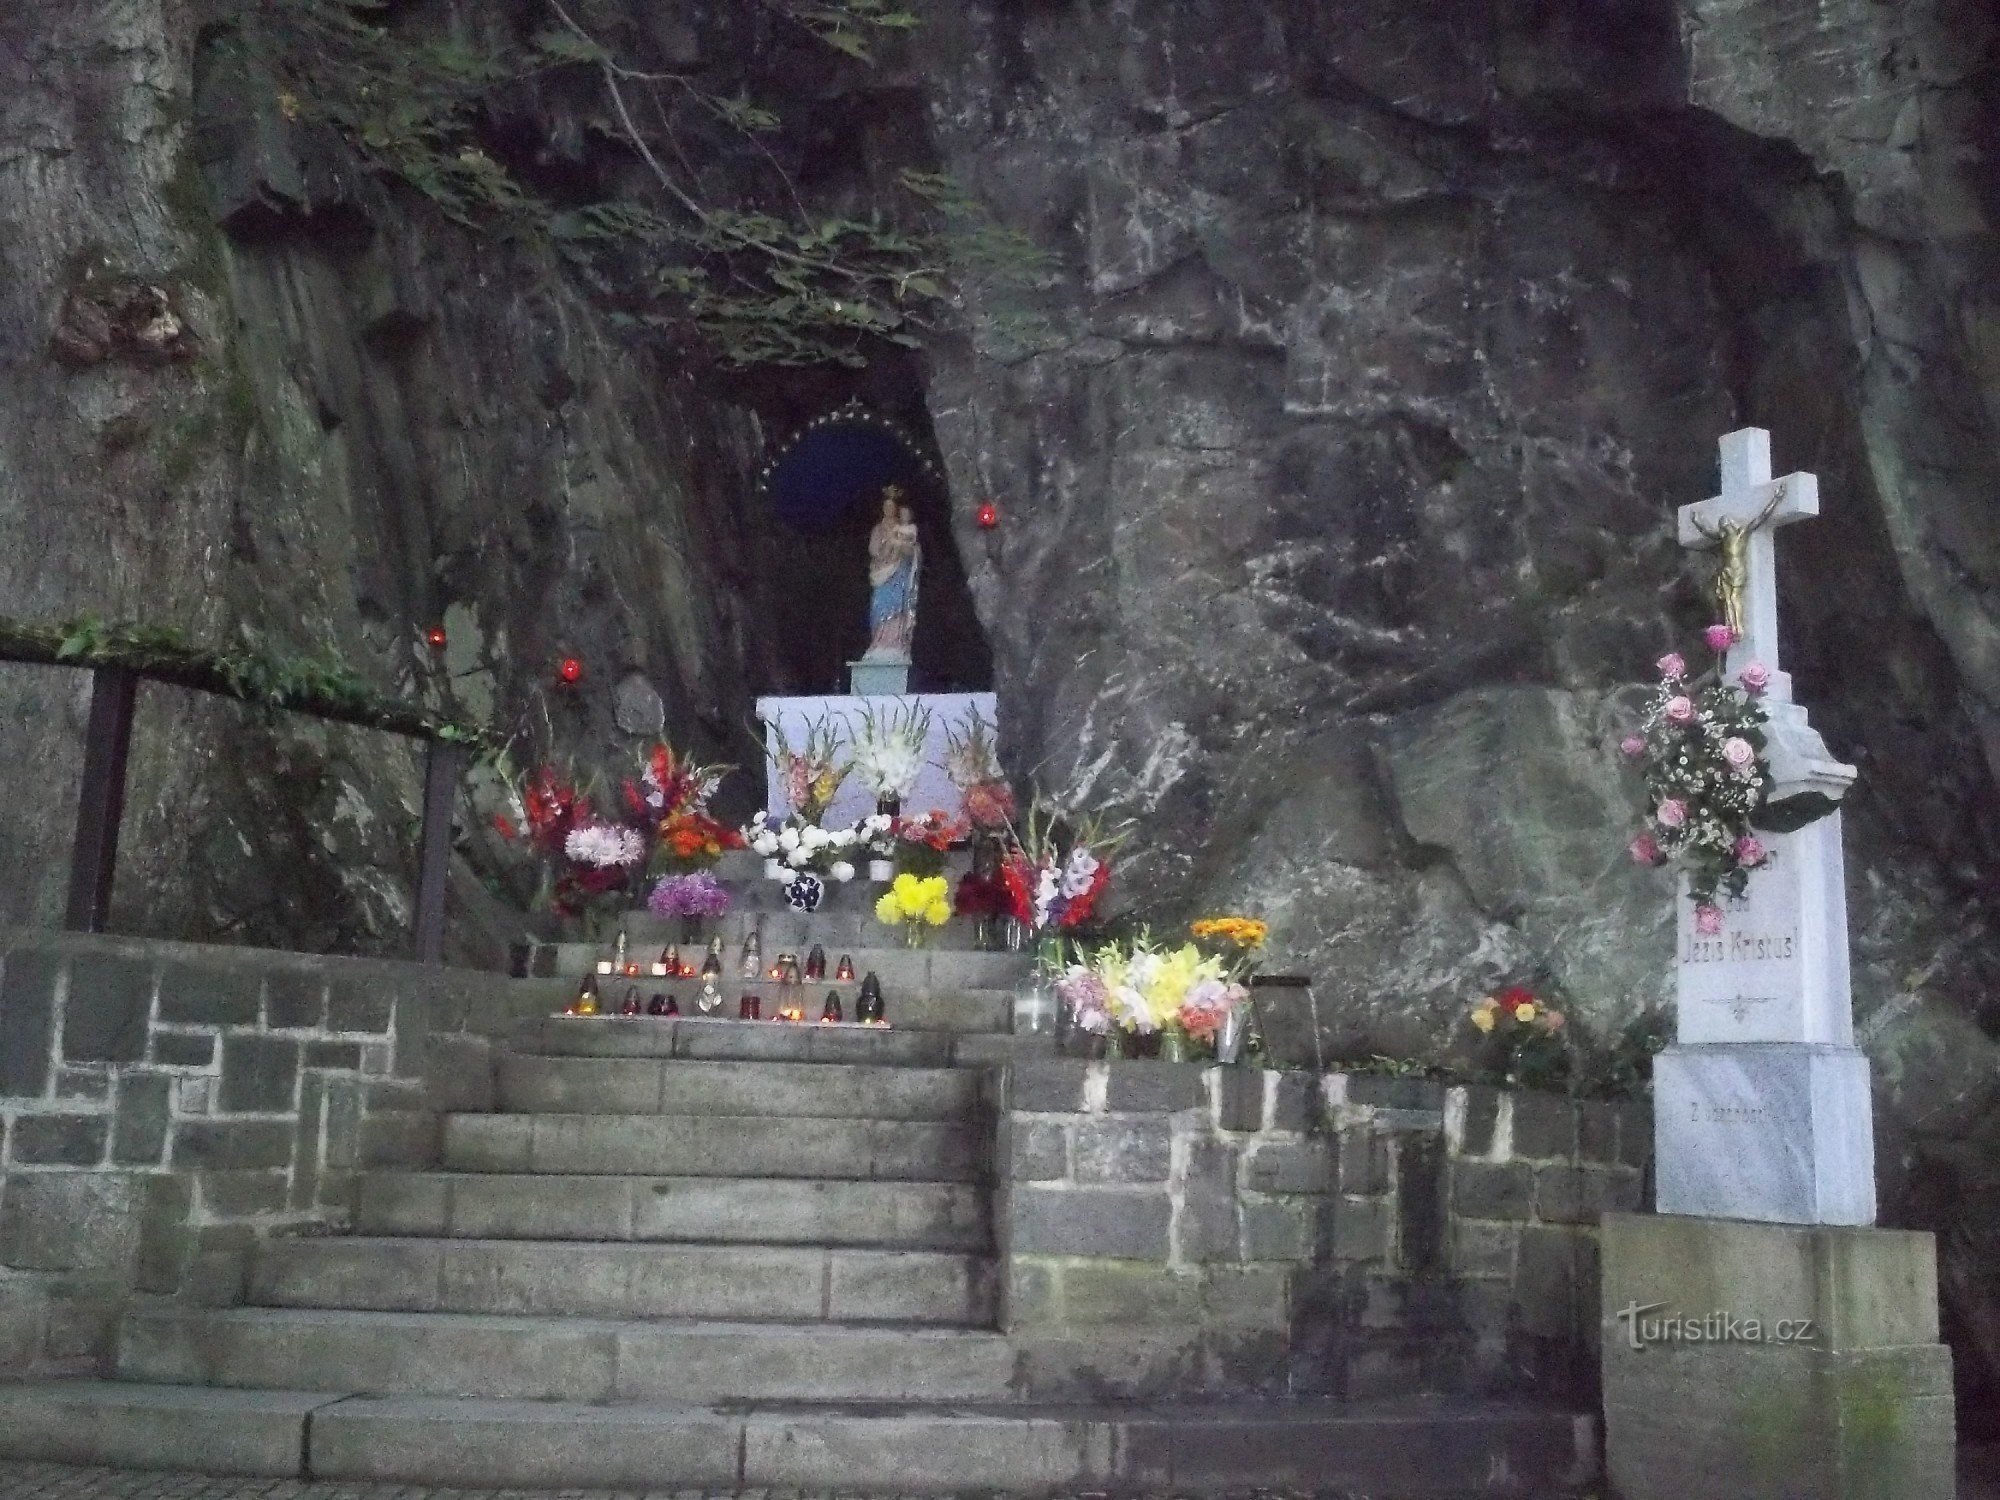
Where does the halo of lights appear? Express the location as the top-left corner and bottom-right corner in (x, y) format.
(756, 399), (941, 533)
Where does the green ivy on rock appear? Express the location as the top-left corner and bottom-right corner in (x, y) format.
(0, 615), (496, 749)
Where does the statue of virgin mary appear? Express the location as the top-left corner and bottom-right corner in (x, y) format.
(863, 485), (920, 661)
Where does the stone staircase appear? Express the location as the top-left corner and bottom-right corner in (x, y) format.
(0, 858), (1595, 1495)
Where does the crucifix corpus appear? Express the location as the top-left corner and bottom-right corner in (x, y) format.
(1676, 427), (1815, 702)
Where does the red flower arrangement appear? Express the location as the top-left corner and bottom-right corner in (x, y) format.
(494, 764), (645, 927)
(953, 869), (1010, 919)
(891, 810), (969, 877)
(997, 797), (1123, 934)
(623, 742), (742, 874)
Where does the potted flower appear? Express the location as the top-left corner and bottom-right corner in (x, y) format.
(1466, 985), (1568, 1089)
(646, 869), (731, 942)
(492, 760), (650, 969)
(855, 812), (897, 881)
(1056, 934), (1245, 1060)
(943, 709), (1015, 831)
(875, 873), (952, 947)
(953, 852), (1012, 951)
(1190, 915), (1268, 1062)
(890, 809), (968, 879)
(850, 701), (932, 818)
(768, 714), (849, 822)
(997, 797), (1125, 1031)
(741, 812), (859, 911)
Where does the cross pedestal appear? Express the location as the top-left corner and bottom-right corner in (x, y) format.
(1604, 429), (1950, 1500)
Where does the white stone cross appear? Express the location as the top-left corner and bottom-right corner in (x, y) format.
(1677, 428), (1818, 703)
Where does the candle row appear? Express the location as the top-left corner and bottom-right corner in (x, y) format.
(594, 935), (857, 984)
(563, 971), (888, 1025)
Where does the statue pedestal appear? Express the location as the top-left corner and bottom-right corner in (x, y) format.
(849, 657), (911, 697)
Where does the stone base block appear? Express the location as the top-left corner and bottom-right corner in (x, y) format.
(1602, 1214), (1954, 1500)
(847, 657), (910, 696)
(1654, 1043), (1875, 1224)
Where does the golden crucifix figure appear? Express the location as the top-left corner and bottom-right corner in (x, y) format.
(1687, 481), (1787, 642)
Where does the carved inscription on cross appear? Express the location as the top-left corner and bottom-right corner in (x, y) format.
(1677, 428), (1818, 702)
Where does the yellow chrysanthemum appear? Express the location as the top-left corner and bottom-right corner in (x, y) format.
(892, 873), (925, 904)
(1469, 1002), (1498, 1034)
(874, 892), (901, 925)
(923, 900), (951, 927)
(1513, 1002), (1537, 1023)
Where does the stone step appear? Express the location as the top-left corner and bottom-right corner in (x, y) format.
(528, 983), (1015, 1034)
(441, 1112), (986, 1181)
(115, 1307), (1018, 1403)
(589, 946), (1031, 992)
(355, 1172), (991, 1250)
(514, 1015), (1049, 1069)
(0, 1382), (1599, 1493)
(708, 847), (974, 884)
(516, 1014), (959, 1065)
(625, 907), (1016, 951)
(250, 1237), (996, 1325)
(496, 1054), (981, 1120)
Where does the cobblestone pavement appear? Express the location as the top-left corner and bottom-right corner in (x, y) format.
(5, 1457), (1996, 1500)
(0, 1466), (1367, 1500)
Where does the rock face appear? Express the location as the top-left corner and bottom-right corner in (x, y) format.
(0, 1), (763, 956)
(0, 0), (1995, 1424)
(910, 0), (2000, 1418)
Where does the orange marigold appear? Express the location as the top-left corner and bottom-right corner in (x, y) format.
(1192, 916), (1269, 948)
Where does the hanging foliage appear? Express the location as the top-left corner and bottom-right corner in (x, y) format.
(233, 0), (1051, 367)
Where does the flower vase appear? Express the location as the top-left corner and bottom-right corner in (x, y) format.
(784, 873), (825, 914)
(1215, 1004), (1249, 1065)
(868, 858), (895, 883)
(876, 796), (902, 820)
(679, 917), (703, 946)
(1160, 1028), (1192, 1063)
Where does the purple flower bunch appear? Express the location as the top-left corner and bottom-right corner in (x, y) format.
(647, 870), (731, 920)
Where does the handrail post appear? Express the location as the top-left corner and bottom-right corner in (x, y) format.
(64, 666), (139, 933)
(413, 738), (465, 965)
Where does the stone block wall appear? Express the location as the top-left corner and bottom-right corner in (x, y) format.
(0, 930), (507, 1376)
(996, 1059), (1650, 1402)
